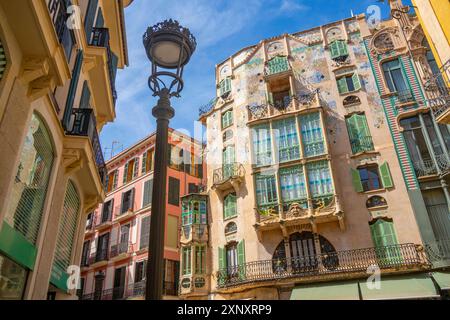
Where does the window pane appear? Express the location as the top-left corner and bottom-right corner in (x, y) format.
(280, 166), (307, 205)
(300, 113), (325, 157)
(5, 113), (54, 244)
(273, 118), (300, 162)
(0, 254), (28, 300)
(252, 125), (272, 166)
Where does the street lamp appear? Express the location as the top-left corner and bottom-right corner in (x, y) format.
(142, 19), (196, 300)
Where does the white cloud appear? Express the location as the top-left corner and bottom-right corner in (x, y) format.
(279, 0), (309, 14)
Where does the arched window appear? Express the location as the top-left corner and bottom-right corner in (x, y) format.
(366, 196), (387, 209)
(223, 193), (237, 219)
(51, 180), (81, 288)
(6, 113), (54, 244)
(272, 232), (338, 272)
(0, 39), (6, 81)
(225, 222), (237, 235)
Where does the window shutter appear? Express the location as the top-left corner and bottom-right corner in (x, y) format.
(218, 247), (225, 270)
(63, 50), (84, 128)
(130, 188), (135, 211)
(109, 198), (114, 219)
(337, 77), (348, 94)
(237, 240), (246, 280)
(267, 92), (274, 105)
(123, 162), (129, 184)
(142, 152), (147, 174)
(237, 240), (245, 266)
(352, 73), (361, 91)
(379, 162), (394, 188)
(351, 168), (363, 192)
(140, 216), (150, 250)
(79, 81), (91, 109)
(330, 41), (339, 59)
(143, 179), (153, 208)
(84, 0), (99, 43)
(338, 40), (348, 56)
(133, 158), (139, 178)
(113, 170), (119, 189)
(0, 40), (6, 81)
(51, 181), (80, 289)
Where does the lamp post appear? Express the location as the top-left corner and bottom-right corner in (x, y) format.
(143, 19), (196, 300)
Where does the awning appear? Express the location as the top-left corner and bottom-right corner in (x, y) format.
(432, 272), (450, 291)
(359, 274), (439, 300)
(290, 281), (360, 300)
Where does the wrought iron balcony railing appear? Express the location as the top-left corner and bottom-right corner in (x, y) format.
(216, 243), (428, 288)
(213, 163), (245, 186)
(89, 248), (109, 265)
(199, 97), (218, 118)
(65, 108), (107, 187)
(110, 242), (132, 258)
(425, 239), (450, 266)
(424, 59), (450, 120)
(48, 0), (75, 61)
(412, 154), (450, 178)
(90, 27), (118, 104)
(350, 136), (375, 154)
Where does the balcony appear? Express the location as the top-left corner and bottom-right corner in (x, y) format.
(425, 239), (450, 268)
(88, 248), (109, 268)
(212, 163), (245, 192)
(350, 136), (375, 155)
(247, 90), (320, 124)
(95, 211), (113, 231)
(254, 195), (343, 232)
(216, 243), (429, 289)
(264, 56), (291, 79)
(114, 202), (135, 223)
(48, 0), (75, 62)
(180, 224), (209, 245)
(412, 154), (450, 178)
(424, 59), (450, 124)
(85, 28), (117, 126)
(110, 242), (134, 262)
(64, 108), (106, 199)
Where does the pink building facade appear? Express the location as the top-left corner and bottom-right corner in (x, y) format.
(78, 129), (204, 300)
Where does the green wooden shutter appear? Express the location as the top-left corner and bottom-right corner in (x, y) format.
(337, 77), (348, 94)
(370, 219), (401, 264)
(51, 181), (80, 290)
(267, 92), (274, 105)
(123, 162), (129, 184)
(63, 50), (83, 127)
(0, 40), (6, 81)
(219, 78), (231, 96)
(237, 240), (246, 281)
(380, 162), (394, 188)
(84, 0), (99, 43)
(143, 179), (153, 208)
(337, 40), (348, 56)
(330, 41), (339, 59)
(351, 168), (363, 192)
(218, 247), (225, 270)
(352, 73), (361, 91)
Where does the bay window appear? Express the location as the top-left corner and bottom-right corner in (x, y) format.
(273, 118), (300, 162)
(255, 174), (278, 213)
(252, 124), (272, 167)
(300, 112), (325, 157)
(280, 166), (307, 209)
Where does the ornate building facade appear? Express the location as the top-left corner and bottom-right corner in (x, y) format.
(0, 0), (132, 300)
(78, 129), (204, 300)
(179, 5), (450, 300)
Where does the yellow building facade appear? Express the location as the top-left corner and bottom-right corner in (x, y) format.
(410, 0), (450, 123)
(0, 0), (132, 300)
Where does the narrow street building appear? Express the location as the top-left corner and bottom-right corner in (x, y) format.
(78, 129), (204, 300)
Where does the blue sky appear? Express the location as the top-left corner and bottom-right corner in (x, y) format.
(100, 0), (412, 159)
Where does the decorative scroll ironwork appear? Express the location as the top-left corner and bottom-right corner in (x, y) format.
(412, 157), (438, 177)
(247, 103), (269, 120)
(216, 243), (428, 288)
(213, 163), (245, 185)
(343, 95), (361, 106)
(199, 97), (218, 117)
(424, 59), (450, 120)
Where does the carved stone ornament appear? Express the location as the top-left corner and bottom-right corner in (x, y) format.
(370, 28), (401, 55)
